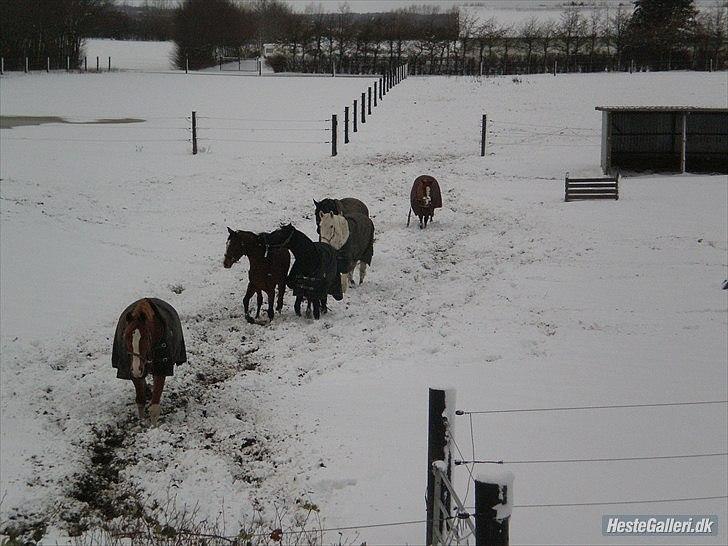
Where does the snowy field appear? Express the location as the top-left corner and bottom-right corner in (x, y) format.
(1, 51), (727, 545)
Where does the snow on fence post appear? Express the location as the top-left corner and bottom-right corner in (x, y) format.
(361, 92), (366, 124)
(344, 106), (349, 144)
(191, 111), (197, 155)
(353, 99), (358, 133)
(481, 114), (487, 157)
(331, 114), (337, 157)
(426, 387), (455, 546)
(474, 471), (513, 546)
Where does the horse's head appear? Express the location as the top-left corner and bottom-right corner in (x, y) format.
(314, 199), (338, 232)
(318, 212), (349, 250)
(123, 299), (162, 379)
(224, 228), (261, 268)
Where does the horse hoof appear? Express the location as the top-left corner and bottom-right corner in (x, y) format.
(136, 403), (145, 420)
(245, 315), (256, 324)
(149, 404), (161, 426)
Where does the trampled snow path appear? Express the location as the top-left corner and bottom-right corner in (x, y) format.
(2, 70), (727, 544)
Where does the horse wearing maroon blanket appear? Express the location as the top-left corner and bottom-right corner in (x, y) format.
(112, 298), (186, 426)
(408, 175), (442, 228)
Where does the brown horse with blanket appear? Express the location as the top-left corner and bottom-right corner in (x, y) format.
(408, 175), (442, 228)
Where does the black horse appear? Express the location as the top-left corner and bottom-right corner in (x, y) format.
(313, 197), (369, 233)
(263, 224), (343, 320)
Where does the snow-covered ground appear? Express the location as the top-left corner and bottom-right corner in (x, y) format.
(1, 51), (727, 545)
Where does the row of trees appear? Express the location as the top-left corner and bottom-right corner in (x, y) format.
(1, 0), (725, 74)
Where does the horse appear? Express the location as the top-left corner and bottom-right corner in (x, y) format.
(408, 175), (442, 228)
(262, 224), (342, 320)
(318, 212), (374, 294)
(224, 228), (290, 324)
(111, 298), (187, 426)
(313, 197), (369, 233)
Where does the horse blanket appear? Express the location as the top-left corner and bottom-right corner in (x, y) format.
(112, 298), (187, 380)
(410, 175), (442, 216)
(287, 242), (343, 301)
(336, 213), (375, 275)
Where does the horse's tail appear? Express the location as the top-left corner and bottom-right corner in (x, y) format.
(362, 220), (375, 265)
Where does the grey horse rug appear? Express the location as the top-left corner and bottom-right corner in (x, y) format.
(112, 298), (187, 380)
(336, 213), (374, 275)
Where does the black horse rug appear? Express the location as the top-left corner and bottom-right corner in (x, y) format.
(112, 298), (187, 380)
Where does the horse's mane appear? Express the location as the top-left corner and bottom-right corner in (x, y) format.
(125, 299), (158, 334)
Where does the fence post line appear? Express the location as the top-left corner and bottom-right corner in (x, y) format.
(84, 56), (87, 72)
(25, 57), (28, 73)
(379, 77), (383, 99)
(108, 56), (111, 71)
(46, 57), (50, 72)
(96, 56), (99, 72)
(426, 388), (455, 546)
(332, 59), (336, 77)
(553, 59), (557, 76)
(192, 111), (198, 155)
(66, 56), (70, 72)
(481, 114), (487, 157)
(374, 82), (377, 107)
(331, 114), (337, 157)
(186, 56), (189, 74)
(1, 57), (4, 75)
(353, 99), (358, 133)
(709, 58), (713, 72)
(368, 86), (372, 115)
(474, 473), (513, 546)
(361, 92), (366, 124)
(344, 106), (349, 143)
(258, 58), (262, 76)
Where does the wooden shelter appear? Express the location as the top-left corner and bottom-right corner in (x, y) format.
(596, 106), (728, 174)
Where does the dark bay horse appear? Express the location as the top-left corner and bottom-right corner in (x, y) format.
(224, 228), (290, 324)
(263, 224), (342, 320)
(408, 175), (442, 228)
(318, 211), (374, 291)
(112, 298), (187, 426)
(313, 197), (369, 233)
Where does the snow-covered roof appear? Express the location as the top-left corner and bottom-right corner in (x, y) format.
(596, 106), (728, 113)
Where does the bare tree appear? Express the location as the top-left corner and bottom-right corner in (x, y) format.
(605, 4), (630, 69)
(520, 16), (540, 72)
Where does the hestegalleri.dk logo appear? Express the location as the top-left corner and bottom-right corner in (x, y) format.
(602, 515), (718, 536)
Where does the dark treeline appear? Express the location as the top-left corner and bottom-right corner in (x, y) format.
(1, 0), (726, 74)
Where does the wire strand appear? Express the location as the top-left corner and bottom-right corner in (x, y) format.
(456, 399), (728, 416)
(455, 451), (728, 465)
(512, 494), (728, 509)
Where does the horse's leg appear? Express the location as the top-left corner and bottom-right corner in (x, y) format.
(132, 377), (146, 420)
(276, 281), (285, 312)
(419, 215), (424, 229)
(321, 295), (328, 314)
(243, 283), (256, 324)
(313, 298), (321, 320)
(266, 289), (275, 322)
(359, 262), (368, 284)
(305, 298), (312, 319)
(340, 273), (349, 295)
(149, 375), (166, 426)
(255, 291), (263, 319)
(294, 295), (302, 316)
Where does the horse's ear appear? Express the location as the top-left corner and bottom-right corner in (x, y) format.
(227, 226), (235, 236)
(328, 212), (334, 218)
(313, 199), (320, 207)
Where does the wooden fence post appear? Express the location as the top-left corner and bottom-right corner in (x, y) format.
(553, 59), (557, 76)
(353, 99), (358, 133)
(361, 92), (366, 124)
(344, 106), (349, 144)
(374, 82), (377, 107)
(25, 57), (28, 73)
(426, 388), (455, 546)
(186, 56), (189, 74)
(46, 57), (50, 72)
(1, 57), (4, 75)
(66, 56), (70, 72)
(680, 112), (687, 173)
(331, 114), (337, 156)
(474, 472), (513, 546)
(368, 86), (372, 115)
(481, 114), (487, 157)
(84, 56), (87, 72)
(379, 77), (383, 99)
(192, 111), (198, 155)
(96, 56), (99, 72)
(109, 56), (112, 71)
